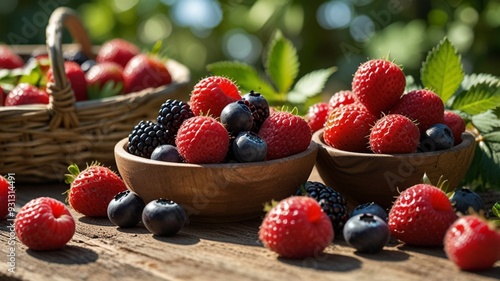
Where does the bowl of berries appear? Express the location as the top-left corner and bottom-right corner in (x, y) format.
(115, 76), (318, 222)
(312, 59), (476, 210)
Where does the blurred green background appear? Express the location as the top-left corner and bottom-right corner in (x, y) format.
(1, 0), (499, 95)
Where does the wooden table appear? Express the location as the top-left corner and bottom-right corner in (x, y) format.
(1, 169), (499, 281)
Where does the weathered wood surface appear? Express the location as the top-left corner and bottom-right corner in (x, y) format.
(0, 169), (499, 281)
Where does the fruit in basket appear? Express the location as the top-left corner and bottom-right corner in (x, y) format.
(390, 89), (444, 133)
(220, 101), (254, 135)
(4, 83), (49, 106)
(242, 90), (270, 132)
(176, 116), (229, 164)
(328, 90), (355, 112)
(157, 99), (194, 134)
(128, 120), (170, 158)
(150, 144), (183, 163)
(343, 213), (390, 253)
(86, 61), (125, 99)
(190, 76), (241, 117)
(443, 110), (466, 145)
(63, 50), (90, 66)
(388, 183), (457, 246)
(96, 38), (140, 68)
(231, 131), (267, 163)
(123, 53), (172, 93)
(352, 59), (406, 116)
(258, 111), (311, 160)
(350, 202), (388, 222)
(47, 61), (88, 101)
(323, 104), (377, 153)
(142, 199), (187, 236)
(369, 114), (420, 154)
(0, 45), (24, 69)
(64, 162), (127, 217)
(258, 196), (334, 259)
(295, 181), (349, 234)
(107, 190), (145, 228)
(15, 197), (75, 251)
(450, 188), (486, 215)
(306, 102), (329, 133)
(0, 176), (10, 218)
(419, 123), (454, 152)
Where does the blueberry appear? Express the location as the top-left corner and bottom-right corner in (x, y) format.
(232, 131), (267, 162)
(81, 59), (97, 73)
(63, 50), (89, 65)
(142, 199), (187, 236)
(350, 202), (388, 222)
(450, 188), (485, 215)
(419, 123), (454, 152)
(150, 144), (183, 163)
(220, 101), (253, 135)
(343, 213), (390, 253)
(107, 190), (146, 228)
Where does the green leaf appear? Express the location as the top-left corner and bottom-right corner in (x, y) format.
(461, 73), (500, 91)
(493, 202), (500, 218)
(484, 131), (500, 143)
(287, 67), (337, 104)
(452, 83), (500, 115)
(206, 61), (278, 100)
(266, 30), (299, 95)
(478, 140), (500, 187)
(471, 110), (500, 133)
(420, 37), (464, 103)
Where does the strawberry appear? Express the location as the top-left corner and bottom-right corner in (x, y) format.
(176, 116), (229, 164)
(443, 110), (466, 145)
(258, 111), (312, 160)
(190, 76), (241, 117)
(4, 83), (49, 106)
(96, 38), (140, 68)
(444, 215), (500, 271)
(86, 62), (124, 99)
(123, 54), (172, 94)
(352, 59), (406, 116)
(323, 104), (377, 153)
(65, 163), (127, 217)
(306, 102), (329, 133)
(388, 183), (457, 246)
(0, 45), (24, 69)
(258, 196), (334, 259)
(0, 86), (4, 106)
(328, 90), (356, 113)
(14, 197), (75, 251)
(0, 176), (10, 218)
(369, 114), (420, 154)
(390, 89), (444, 133)
(47, 61), (88, 102)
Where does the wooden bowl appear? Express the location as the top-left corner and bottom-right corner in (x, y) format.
(114, 138), (318, 222)
(312, 129), (476, 210)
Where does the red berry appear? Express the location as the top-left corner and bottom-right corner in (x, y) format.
(352, 59), (406, 116)
(390, 89), (444, 133)
(123, 54), (172, 94)
(0, 176), (11, 218)
(258, 111), (312, 160)
(369, 114), (420, 154)
(176, 116), (229, 164)
(86, 62), (125, 98)
(306, 102), (329, 133)
(323, 104), (377, 153)
(443, 110), (466, 145)
(47, 61), (88, 102)
(15, 197), (75, 251)
(328, 90), (356, 113)
(190, 76), (241, 117)
(388, 184), (457, 246)
(0, 45), (24, 69)
(65, 163), (128, 217)
(96, 38), (140, 68)
(259, 196), (334, 259)
(4, 83), (49, 106)
(444, 215), (500, 271)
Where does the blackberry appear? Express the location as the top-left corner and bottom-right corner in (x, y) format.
(128, 120), (168, 158)
(242, 91), (269, 132)
(157, 99), (194, 143)
(296, 181), (349, 235)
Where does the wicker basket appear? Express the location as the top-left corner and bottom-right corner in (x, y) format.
(0, 7), (191, 183)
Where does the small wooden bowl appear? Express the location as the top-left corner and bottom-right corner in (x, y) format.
(312, 129), (476, 210)
(114, 138), (318, 222)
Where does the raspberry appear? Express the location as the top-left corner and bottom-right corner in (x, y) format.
(327, 90), (356, 113)
(443, 110), (466, 145)
(306, 102), (329, 133)
(190, 76), (241, 117)
(369, 114), (420, 154)
(15, 197), (75, 251)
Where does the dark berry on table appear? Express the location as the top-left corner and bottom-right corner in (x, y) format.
(296, 181), (349, 234)
(63, 50), (89, 65)
(450, 188), (486, 215)
(128, 120), (169, 158)
(157, 99), (194, 143)
(107, 190), (145, 228)
(220, 100), (254, 135)
(81, 59), (97, 73)
(343, 213), (390, 253)
(350, 202), (388, 222)
(242, 90), (269, 132)
(232, 131), (267, 163)
(151, 144), (183, 163)
(419, 123), (454, 152)
(142, 199), (187, 236)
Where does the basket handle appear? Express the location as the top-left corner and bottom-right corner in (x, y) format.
(45, 7), (93, 129)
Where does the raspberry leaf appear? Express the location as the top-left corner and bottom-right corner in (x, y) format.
(471, 110), (500, 133)
(288, 67), (337, 103)
(450, 83), (500, 115)
(421, 37), (464, 104)
(460, 73), (500, 91)
(266, 30), (299, 96)
(493, 203), (500, 219)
